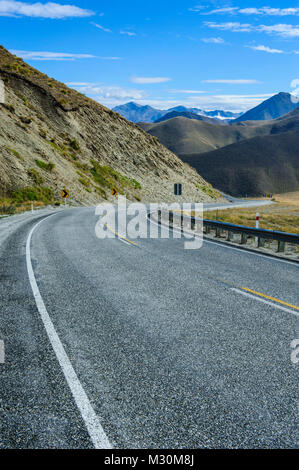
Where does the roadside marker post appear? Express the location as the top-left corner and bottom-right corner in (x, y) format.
(256, 213), (260, 229)
(255, 213), (259, 245)
(31, 201), (34, 214)
(61, 189), (70, 207)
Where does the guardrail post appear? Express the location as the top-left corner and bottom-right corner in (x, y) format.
(180, 214), (184, 230)
(277, 240), (285, 253)
(191, 218), (196, 231)
(258, 237), (265, 248)
(240, 233), (247, 244)
(215, 227), (221, 238)
(205, 225), (211, 234)
(169, 212), (173, 226)
(227, 231), (234, 241)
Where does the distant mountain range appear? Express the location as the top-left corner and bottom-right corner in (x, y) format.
(112, 102), (242, 123)
(114, 93), (299, 125)
(138, 93), (299, 196)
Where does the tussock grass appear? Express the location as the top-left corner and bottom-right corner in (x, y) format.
(0, 197), (47, 215)
(204, 196), (299, 234)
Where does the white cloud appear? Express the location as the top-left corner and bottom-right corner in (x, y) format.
(98, 57), (122, 60)
(184, 94), (275, 111)
(0, 1), (93, 18)
(247, 45), (284, 53)
(201, 37), (225, 43)
(259, 24), (299, 38)
(120, 30), (136, 36)
(239, 7), (299, 16)
(188, 6), (206, 13)
(202, 79), (260, 84)
(91, 22), (112, 33)
(205, 21), (254, 32)
(205, 21), (299, 37)
(290, 78), (299, 103)
(197, 6), (299, 16)
(10, 50), (96, 60)
(67, 82), (146, 103)
(202, 7), (239, 15)
(130, 76), (172, 84)
(170, 89), (206, 94)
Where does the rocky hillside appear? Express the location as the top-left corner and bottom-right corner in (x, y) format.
(0, 45), (221, 205)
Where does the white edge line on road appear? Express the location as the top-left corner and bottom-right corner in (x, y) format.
(26, 215), (112, 449)
(231, 288), (299, 318)
(203, 238), (299, 268)
(148, 213), (298, 268)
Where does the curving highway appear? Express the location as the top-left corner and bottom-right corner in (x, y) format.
(0, 206), (298, 449)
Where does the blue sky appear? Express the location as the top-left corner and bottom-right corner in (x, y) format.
(0, 0), (298, 111)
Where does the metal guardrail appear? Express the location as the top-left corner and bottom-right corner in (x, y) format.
(202, 218), (299, 245)
(163, 210), (299, 253)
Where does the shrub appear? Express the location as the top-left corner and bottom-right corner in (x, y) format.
(27, 168), (45, 184)
(78, 177), (90, 188)
(35, 159), (55, 172)
(90, 160), (142, 194)
(6, 147), (25, 161)
(132, 179), (142, 190)
(69, 138), (80, 151)
(11, 186), (53, 203)
(0, 204), (16, 215)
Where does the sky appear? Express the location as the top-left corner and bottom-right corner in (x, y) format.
(0, 0), (298, 112)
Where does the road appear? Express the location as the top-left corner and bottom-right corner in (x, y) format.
(0, 206), (298, 449)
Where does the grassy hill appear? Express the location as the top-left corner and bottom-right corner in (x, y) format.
(180, 129), (299, 197)
(0, 45), (221, 207)
(138, 108), (299, 197)
(154, 110), (224, 125)
(137, 115), (292, 155)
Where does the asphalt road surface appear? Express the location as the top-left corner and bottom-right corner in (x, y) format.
(0, 206), (298, 449)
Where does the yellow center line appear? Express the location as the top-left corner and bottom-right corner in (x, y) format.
(241, 287), (299, 311)
(104, 222), (297, 311)
(105, 224), (138, 246)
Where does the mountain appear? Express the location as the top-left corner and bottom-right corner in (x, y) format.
(234, 92), (299, 122)
(112, 102), (166, 123)
(167, 106), (202, 114)
(0, 45), (220, 204)
(137, 115), (276, 155)
(154, 111), (225, 125)
(113, 102), (242, 123)
(179, 109), (299, 196)
(139, 105), (299, 155)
